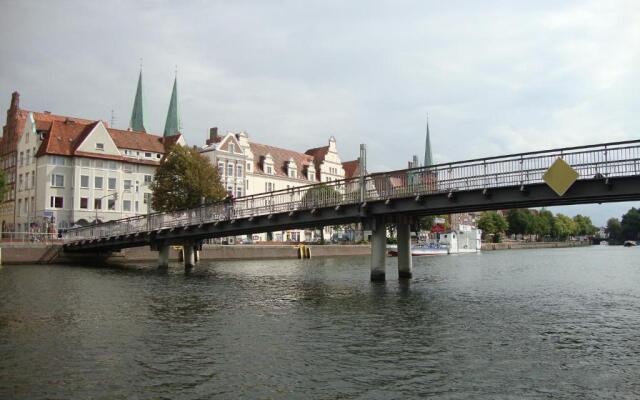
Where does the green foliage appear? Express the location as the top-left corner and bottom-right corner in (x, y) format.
(621, 207), (640, 240)
(151, 145), (226, 212)
(573, 214), (597, 236)
(300, 184), (340, 208)
(606, 218), (622, 242)
(552, 214), (577, 240)
(477, 211), (508, 240)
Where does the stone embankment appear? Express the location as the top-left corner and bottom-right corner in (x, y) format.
(0, 243), (371, 265)
(1, 241), (592, 265)
(481, 241), (590, 251)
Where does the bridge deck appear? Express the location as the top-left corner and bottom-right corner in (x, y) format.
(64, 140), (640, 252)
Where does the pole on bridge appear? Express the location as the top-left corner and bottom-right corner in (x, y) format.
(359, 144), (367, 203)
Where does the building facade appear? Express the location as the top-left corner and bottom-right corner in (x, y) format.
(200, 128), (350, 242)
(13, 116), (184, 233)
(2, 69), (185, 235)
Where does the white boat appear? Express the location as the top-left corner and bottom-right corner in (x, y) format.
(387, 242), (449, 256)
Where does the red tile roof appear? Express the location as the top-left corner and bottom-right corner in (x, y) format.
(305, 145), (329, 166)
(33, 119), (171, 165)
(250, 142), (315, 180)
(342, 159), (360, 179)
(108, 128), (166, 153)
(36, 120), (98, 157)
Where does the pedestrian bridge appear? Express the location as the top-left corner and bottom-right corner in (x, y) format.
(63, 139), (640, 280)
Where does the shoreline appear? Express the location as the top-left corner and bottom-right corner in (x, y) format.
(0, 240), (596, 265)
(481, 241), (590, 251)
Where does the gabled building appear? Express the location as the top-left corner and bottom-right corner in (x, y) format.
(200, 129), (348, 242)
(2, 69), (186, 234)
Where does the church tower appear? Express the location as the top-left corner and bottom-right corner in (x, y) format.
(163, 74), (181, 137)
(129, 68), (147, 132)
(424, 116), (433, 167)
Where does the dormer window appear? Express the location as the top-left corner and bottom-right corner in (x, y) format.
(96, 143), (104, 151)
(287, 158), (297, 179)
(263, 154), (275, 175)
(229, 143), (235, 153)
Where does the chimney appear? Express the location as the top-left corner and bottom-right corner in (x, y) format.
(207, 127), (219, 145)
(10, 91), (20, 110)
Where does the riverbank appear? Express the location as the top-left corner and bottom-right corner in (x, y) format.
(481, 241), (590, 251)
(0, 240), (595, 265)
(0, 243), (371, 265)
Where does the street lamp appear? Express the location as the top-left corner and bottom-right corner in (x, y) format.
(95, 191), (119, 224)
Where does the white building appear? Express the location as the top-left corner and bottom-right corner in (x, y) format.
(5, 69), (186, 235)
(200, 128), (352, 242)
(14, 115), (184, 233)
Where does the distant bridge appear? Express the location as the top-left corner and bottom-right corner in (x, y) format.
(64, 140), (640, 280)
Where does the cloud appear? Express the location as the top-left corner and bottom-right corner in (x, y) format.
(1, 0), (638, 223)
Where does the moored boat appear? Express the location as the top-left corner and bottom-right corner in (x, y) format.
(387, 242), (449, 256)
(623, 240), (637, 247)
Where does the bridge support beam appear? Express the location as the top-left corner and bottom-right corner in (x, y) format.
(158, 244), (170, 269)
(183, 244), (196, 269)
(370, 217), (386, 281)
(396, 222), (412, 279)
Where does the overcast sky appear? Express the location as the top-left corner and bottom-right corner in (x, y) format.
(1, 0), (638, 225)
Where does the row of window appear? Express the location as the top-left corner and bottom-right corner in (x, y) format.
(17, 172), (35, 192)
(49, 193), (151, 212)
(16, 196), (35, 217)
(50, 174), (152, 190)
(48, 156), (150, 172)
(122, 148), (162, 159)
(18, 148), (37, 167)
(218, 162), (244, 178)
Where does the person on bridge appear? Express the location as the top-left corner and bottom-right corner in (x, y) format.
(224, 192), (235, 219)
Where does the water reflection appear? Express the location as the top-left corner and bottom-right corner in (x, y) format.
(1, 248), (639, 399)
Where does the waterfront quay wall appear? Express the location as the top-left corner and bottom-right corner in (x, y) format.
(481, 241), (590, 251)
(0, 243), (371, 265)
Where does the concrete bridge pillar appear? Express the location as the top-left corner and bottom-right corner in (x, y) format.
(158, 244), (170, 269)
(396, 222), (412, 279)
(370, 217), (386, 281)
(183, 244), (196, 269)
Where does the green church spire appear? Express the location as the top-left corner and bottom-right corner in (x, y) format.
(424, 116), (433, 167)
(163, 74), (181, 137)
(129, 69), (147, 132)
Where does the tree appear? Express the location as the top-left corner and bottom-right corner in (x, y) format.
(536, 209), (555, 238)
(151, 144), (226, 212)
(506, 209), (530, 236)
(621, 207), (640, 241)
(300, 184), (341, 244)
(477, 211), (508, 242)
(573, 214), (597, 236)
(606, 218), (622, 242)
(300, 183), (340, 209)
(552, 214), (577, 240)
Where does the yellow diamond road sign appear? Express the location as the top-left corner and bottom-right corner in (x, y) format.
(543, 157), (579, 196)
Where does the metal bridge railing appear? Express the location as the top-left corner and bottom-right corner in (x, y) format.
(63, 139), (640, 243)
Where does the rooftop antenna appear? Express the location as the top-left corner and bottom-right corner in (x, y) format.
(110, 109), (115, 127)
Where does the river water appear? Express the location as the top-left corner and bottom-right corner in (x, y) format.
(1, 246), (639, 399)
